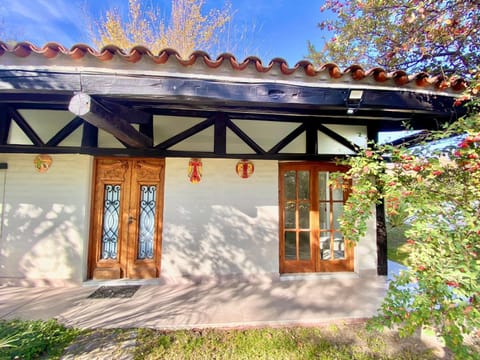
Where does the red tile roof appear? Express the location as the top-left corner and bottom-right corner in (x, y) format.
(0, 41), (467, 92)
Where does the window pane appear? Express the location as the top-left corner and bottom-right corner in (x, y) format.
(333, 232), (345, 259)
(332, 176), (344, 201)
(319, 232), (331, 260)
(285, 202), (296, 228)
(299, 232), (311, 260)
(101, 184), (121, 260)
(285, 232), (296, 260)
(298, 171), (310, 199)
(299, 202), (310, 228)
(318, 172), (329, 201)
(332, 202), (344, 230)
(319, 202), (330, 230)
(284, 171), (296, 200)
(138, 185), (157, 260)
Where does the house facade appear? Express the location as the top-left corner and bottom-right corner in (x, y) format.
(0, 42), (464, 285)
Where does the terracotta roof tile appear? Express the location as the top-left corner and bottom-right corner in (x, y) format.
(0, 41), (467, 92)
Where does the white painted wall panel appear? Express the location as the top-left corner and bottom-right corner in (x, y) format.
(0, 153), (377, 284)
(356, 211), (378, 273)
(0, 154), (92, 285)
(162, 158), (279, 278)
(162, 158), (378, 279)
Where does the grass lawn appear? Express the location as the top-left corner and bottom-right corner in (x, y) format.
(0, 319), (82, 360)
(133, 324), (444, 360)
(386, 223), (411, 266)
(0, 319), (448, 359)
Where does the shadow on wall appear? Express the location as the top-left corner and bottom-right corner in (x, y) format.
(161, 158), (279, 279)
(0, 202), (84, 285)
(162, 203), (278, 278)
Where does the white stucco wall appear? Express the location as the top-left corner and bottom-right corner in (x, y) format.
(162, 158), (279, 278)
(0, 154), (378, 284)
(356, 211), (378, 274)
(161, 158), (378, 279)
(0, 154), (92, 285)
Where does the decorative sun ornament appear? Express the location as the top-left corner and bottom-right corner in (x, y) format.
(34, 154), (52, 173)
(188, 158), (203, 183)
(236, 159), (254, 179)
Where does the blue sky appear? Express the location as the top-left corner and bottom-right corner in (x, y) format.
(1, 0), (331, 65)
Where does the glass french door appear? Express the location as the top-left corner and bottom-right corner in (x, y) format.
(89, 158), (165, 279)
(279, 162), (354, 273)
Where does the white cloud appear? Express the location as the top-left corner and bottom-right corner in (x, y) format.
(2, 0), (87, 45)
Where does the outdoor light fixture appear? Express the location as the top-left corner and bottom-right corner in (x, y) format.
(346, 89), (364, 115)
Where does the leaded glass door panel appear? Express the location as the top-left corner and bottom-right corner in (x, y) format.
(89, 158), (165, 279)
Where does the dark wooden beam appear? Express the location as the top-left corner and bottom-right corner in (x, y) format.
(81, 122), (98, 148)
(214, 113), (227, 155)
(0, 93), (71, 105)
(0, 106), (12, 145)
(155, 117), (214, 150)
(226, 119), (266, 154)
(9, 108), (44, 146)
(0, 143), (344, 161)
(69, 93), (152, 148)
(2, 70), (462, 121)
(367, 124), (388, 276)
(46, 116), (84, 147)
(0, 70), (81, 92)
(100, 99), (152, 125)
(306, 122), (318, 155)
(139, 114), (154, 139)
(268, 124), (306, 154)
(317, 124), (359, 153)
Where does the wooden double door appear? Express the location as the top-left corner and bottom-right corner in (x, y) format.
(89, 158), (165, 280)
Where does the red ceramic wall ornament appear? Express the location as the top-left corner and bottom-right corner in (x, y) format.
(34, 154), (52, 173)
(236, 159), (254, 179)
(188, 158), (202, 183)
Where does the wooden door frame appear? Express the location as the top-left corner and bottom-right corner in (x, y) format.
(87, 157), (165, 280)
(279, 161), (354, 273)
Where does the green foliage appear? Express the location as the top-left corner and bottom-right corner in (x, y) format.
(338, 85), (480, 358)
(0, 319), (81, 360)
(308, 0), (480, 76)
(387, 224), (411, 266)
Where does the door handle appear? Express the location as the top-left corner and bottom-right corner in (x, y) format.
(128, 215), (136, 224)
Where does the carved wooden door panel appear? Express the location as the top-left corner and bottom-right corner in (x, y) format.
(89, 158), (165, 280)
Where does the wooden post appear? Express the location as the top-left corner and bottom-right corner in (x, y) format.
(367, 125), (388, 276)
(69, 93), (152, 148)
(214, 113), (227, 155)
(0, 106), (11, 145)
(306, 122), (318, 155)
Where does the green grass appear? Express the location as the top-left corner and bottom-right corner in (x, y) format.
(134, 323), (437, 360)
(0, 320), (445, 359)
(0, 319), (82, 360)
(386, 223), (412, 266)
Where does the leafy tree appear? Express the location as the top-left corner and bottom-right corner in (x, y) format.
(335, 80), (480, 358)
(89, 0), (233, 58)
(308, 0), (480, 75)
